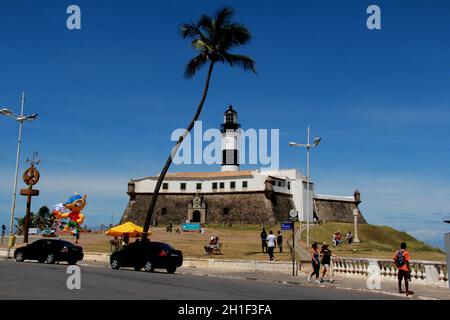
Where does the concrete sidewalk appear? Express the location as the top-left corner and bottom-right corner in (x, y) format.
(75, 258), (450, 300)
(176, 266), (450, 300)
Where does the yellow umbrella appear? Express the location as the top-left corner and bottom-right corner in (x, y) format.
(105, 221), (147, 238)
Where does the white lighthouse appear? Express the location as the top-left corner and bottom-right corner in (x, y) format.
(221, 105), (240, 172)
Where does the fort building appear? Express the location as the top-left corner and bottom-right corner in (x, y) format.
(121, 106), (366, 226)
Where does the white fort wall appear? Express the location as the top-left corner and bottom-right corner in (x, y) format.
(132, 169), (314, 222)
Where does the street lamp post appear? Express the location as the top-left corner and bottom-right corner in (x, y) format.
(0, 92), (38, 258)
(289, 125), (321, 248)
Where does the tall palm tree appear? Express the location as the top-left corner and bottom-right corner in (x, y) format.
(141, 7), (256, 238)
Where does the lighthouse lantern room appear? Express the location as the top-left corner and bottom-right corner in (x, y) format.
(221, 105), (241, 172)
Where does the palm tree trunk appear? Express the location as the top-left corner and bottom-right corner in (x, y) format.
(141, 62), (215, 238)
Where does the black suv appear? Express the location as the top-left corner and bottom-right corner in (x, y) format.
(110, 241), (183, 273)
(14, 239), (84, 265)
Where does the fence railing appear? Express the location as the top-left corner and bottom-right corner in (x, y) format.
(331, 257), (448, 288)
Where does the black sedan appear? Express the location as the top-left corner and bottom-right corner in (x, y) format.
(14, 239), (84, 265)
(110, 241), (183, 273)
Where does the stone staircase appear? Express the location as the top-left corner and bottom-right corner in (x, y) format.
(286, 224), (310, 261)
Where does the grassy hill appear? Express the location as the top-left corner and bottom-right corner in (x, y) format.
(306, 221), (444, 261)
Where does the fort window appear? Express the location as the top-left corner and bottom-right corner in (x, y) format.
(212, 182), (218, 190)
(223, 208), (229, 216)
(242, 181), (248, 189)
(219, 182), (225, 189)
(180, 183), (186, 191)
(162, 183), (168, 190)
(230, 181), (236, 189)
(287, 181), (291, 190)
(161, 208), (167, 215)
(277, 181), (282, 187)
(196, 183), (202, 190)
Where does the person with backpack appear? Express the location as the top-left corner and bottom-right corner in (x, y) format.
(393, 242), (413, 295)
(277, 231), (283, 253)
(260, 228), (268, 253)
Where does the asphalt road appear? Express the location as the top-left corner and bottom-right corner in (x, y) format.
(0, 260), (398, 300)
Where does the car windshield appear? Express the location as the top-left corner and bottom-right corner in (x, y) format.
(155, 243), (175, 250)
(57, 240), (75, 247)
(29, 239), (44, 246)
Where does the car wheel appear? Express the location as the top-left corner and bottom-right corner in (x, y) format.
(144, 260), (154, 272)
(110, 258), (120, 270)
(68, 260), (77, 265)
(15, 252), (25, 262)
(133, 266), (142, 271)
(167, 266), (176, 274)
(46, 253), (56, 264)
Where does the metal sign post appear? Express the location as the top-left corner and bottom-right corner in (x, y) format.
(288, 209), (299, 276)
(19, 152), (41, 243)
(292, 229), (295, 276)
(282, 220), (295, 276)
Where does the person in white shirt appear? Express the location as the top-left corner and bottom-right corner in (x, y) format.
(266, 231), (277, 261)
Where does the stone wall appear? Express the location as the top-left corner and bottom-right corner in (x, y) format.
(121, 191), (296, 225)
(314, 198), (367, 224)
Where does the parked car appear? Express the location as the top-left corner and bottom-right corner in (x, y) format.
(14, 239), (83, 265)
(110, 241), (183, 273)
(41, 229), (56, 237)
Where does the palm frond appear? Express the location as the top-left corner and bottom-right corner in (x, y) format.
(184, 53), (208, 78)
(218, 23), (252, 50)
(222, 53), (256, 73)
(180, 7), (256, 78)
(180, 21), (203, 39)
(197, 14), (214, 45)
(214, 7), (234, 28)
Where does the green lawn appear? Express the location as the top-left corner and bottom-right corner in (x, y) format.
(4, 222), (445, 262)
(305, 221), (445, 261)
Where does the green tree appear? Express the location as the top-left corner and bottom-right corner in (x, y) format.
(15, 213), (35, 235)
(35, 206), (53, 230)
(142, 7), (256, 237)
(14, 206), (54, 235)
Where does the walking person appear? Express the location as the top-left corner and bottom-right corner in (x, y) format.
(346, 231), (353, 244)
(308, 242), (321, 284)
(277, 231), (283, 253)
(266, 230), (277, 261)
(394, 242), (413, 295)
(260, 228), (268, 253)
(320, 243), (339, 283)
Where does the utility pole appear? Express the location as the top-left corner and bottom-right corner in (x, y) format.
(289, 126), (321, 248)
(1, 93), (38, 257)
(306, 126), (311, 247)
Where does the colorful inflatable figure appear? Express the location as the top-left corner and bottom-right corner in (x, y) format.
(52, 194), (86, 243)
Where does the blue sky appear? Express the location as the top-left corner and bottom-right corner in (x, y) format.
(0, 0), (449, 248)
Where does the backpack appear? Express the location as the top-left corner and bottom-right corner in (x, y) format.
(395, 250), (405, 267)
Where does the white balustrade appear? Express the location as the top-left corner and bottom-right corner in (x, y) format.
(324, 257), (447, 288)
